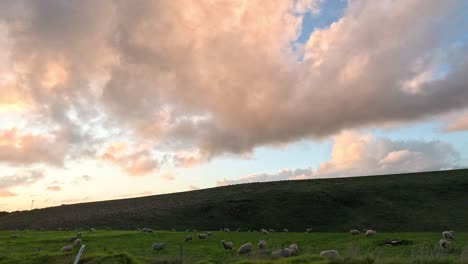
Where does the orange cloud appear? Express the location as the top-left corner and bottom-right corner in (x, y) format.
(100, 142), (159, 176)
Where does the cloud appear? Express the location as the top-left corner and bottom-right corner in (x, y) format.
(0, 128), (67, 166)
(81, 175), (91, 181)
(188, 185), (200, 191)
(46, 185), (61, 192)
(0, 170), (45, 196)
(218, 131), (460, 185)
(0, 0), (466, 167)
(160, 171), (176, 181)
(100, 142), (160, 176)
(443, 112), (468, 132)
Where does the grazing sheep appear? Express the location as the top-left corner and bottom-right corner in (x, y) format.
(186, 229), (191, 232)
(221, 240), (233, 251)
(443, 231), (454, 240)
(10, 234), (18, 239)
(61, 245), (73, 253)
(69, 236), (79, 242)
(320, 250), (339, 259)
(283, 229), (289, 232)
(207, 231), (213, 236)
(73, 238), (83, 246)
(224, 228), (230, 232)
(258, 240), (267, 250)
(197, 233), (207, 239)
(237, 243), (253, 254)
(365, 230), (376, 237)
(349, 229), (360, 235)
(57, 228), (62, 231)
(90, 228), (96, 232)
(235, 228), (240, 232)
(268, 229), (275, 233)
(289, 244), (299, 256)
(193, 229), (197, 232)
(439, 239), (451, 250)
(142, 228), (154, 233)
(306, 228), (312, 233)
(272, 248), (293, 258)
(39, 228), (46, 231)
(152, 242), (166, 251)
(184, 235), (193, 242)
(76, 232), (82, 237)
(171, 229), (176, 232)
(261, 229), (269, 235)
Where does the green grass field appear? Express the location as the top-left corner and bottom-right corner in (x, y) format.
(1, 230), (467, 264)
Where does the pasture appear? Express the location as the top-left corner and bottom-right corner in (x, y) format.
(0, 230), (467, 264)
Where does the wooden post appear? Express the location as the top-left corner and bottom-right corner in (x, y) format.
(73, 245), (86, 264)
(179, 244), (183, 264)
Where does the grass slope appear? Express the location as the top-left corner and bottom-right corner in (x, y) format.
(0, 169), (467, 231)
(0, 230), (467, 264)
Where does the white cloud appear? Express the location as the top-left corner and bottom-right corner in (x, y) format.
(218, 131), (460, 185)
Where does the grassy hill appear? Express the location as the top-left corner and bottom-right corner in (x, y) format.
(0, 169), (467, 231)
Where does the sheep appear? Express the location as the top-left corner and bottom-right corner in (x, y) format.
(283, 229), (289, 232)
(289, 244), (299, 256)
(207, 231), (213, 236)
(221, 240), (233, 251)
(306, 228), (312, 233)
(268, 229), (275, 233)
(439, 239), (451, 250)
(235, 228), (240, 232)
(272, 248), (293, 258)
(224, 228), (230, 232)
(39, 228), (46, 231)
(73, 238), (83, 246)
(261, 229), (269, 235)
(152, 242), (166, 251)
(142, 228), (154, 233)
(365, 230), (376, 237)
(61, 245), (73, 253)
(349, 229), (360, 235)
(10, 234), (18, 239)
(237, 243), (253, 254)
(258, 240), (267, 250)
(90, 228), (96, 232)
(171, 229), (176, 232)
(69, 236), (79, 242)
(184, 235), (193, 242)
(76, 232), (82, 237)
(320, 249), (339, 259)
(197, 233), (207, 239)
(442, 231), (454, 240)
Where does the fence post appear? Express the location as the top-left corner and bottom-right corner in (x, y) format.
(73, 245), (86, 264)
(179, 244), (183, 264)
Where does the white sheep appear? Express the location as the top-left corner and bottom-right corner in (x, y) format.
(320, 250), (339, 259)
(365, 230), (376, 237)
(90, 228), (96, 232)
(61, 245), (73, 253)
(235, 228), (240, 232)
(442, 231), (454, 240)
(289, 244), (299, 256)
(261, 229), (269, 235)
(349, 229), (360, 235)
(77, 232), (82, 237)
(142, 228), (154, 233)
(207, 231), (213, 236)
(272, 248), (293, 258)
(439, 239), (451, 250)
(283, 229), (289, 232)
(73, 238), (83, 246)
(197, 233), (207, 239)
(224, 228), (230, 232)
(152, 242), (166, 251)
(184, 235), (193, 242)
(221, 240), (233, 251)
(306, 228), (312, 233)
(258, 240), (267, 250)
(237, 243), (253, 254)
(269, 229), (275, 232)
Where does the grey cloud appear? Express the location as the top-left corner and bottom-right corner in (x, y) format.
(0, 170), (45, 196)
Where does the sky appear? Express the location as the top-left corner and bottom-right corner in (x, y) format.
(0, 0), (467, 212)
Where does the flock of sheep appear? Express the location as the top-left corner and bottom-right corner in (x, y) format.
(53, 227), (456, 260)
